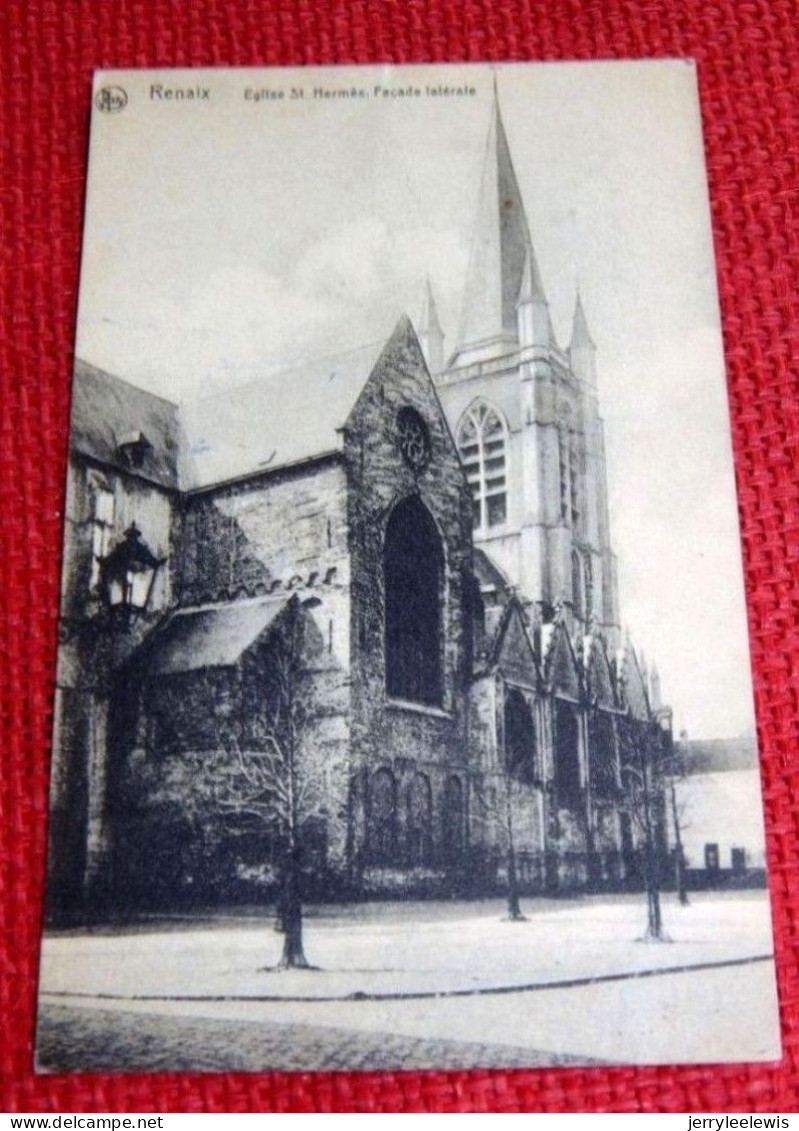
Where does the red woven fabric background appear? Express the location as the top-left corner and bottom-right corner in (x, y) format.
(1, 0), (796, 1113)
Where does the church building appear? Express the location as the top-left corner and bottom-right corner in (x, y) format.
(47, 92), (671, 913)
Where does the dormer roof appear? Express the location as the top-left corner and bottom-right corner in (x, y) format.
(71, 359), (180, 490)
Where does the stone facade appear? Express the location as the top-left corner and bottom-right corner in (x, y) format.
(45, 95), (672, 917)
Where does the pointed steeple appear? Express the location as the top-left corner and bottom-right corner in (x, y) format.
(517, 247), (555, 349)
(454, 87), (548, 360)
(569, 289), (597, 385)
(570, 290), (594, 349)
(418, 278), (444, 374)
(650, 662), (662, 710)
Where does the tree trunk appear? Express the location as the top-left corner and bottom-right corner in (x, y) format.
(669, 778), (689, 905)
(278, 861), (309, 969)
(675, 848), (689, 906)
(641, 747), (666, 941)
(642, 835), (666, 940)
(504, 782), (526, 921)
(506, 845), (525, 920)
(646, 873), (663, 939)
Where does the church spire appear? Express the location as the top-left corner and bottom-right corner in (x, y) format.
(454, 85), (548, 360)
(513, 248), (550, 346)
(418, 278), (444, 374)
(650, 662), (662, 710)
(569, 289), (597, 385)
(517, 247), (555, 349)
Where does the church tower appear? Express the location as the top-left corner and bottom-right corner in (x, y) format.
(433, 88), (620, 642)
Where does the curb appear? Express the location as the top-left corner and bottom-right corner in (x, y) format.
(41, 952), (774, 1005)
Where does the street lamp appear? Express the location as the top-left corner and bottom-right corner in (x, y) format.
(100, 523), (162, 624)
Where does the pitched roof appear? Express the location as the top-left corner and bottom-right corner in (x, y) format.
(681, 736), (757, 774)
(71, 359), (181, 489)
(72, 318), (425, 493)
(146, 595), (290, 675)
(584, 633), (617, 710)
(620, 644), (651, 721)
(454, 91), (546, 357)
(544, 620), (581, 700)
(489, 598), (538, 687)
(179, 338), (386, 490)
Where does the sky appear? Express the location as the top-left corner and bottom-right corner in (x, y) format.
(76, 60), (757, 739)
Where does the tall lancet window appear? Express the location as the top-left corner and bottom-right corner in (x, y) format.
(569, 432), (582, 529)
(571, 550), (584, 619)
(383, 496), (444, 706)
(558, 426), (570, 521)
(457, 402), (508, 531)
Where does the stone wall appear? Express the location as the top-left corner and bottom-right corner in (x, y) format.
(344, 322), (476, 881)
(112, 607), (351, 904)
(178, 458), (352, 669)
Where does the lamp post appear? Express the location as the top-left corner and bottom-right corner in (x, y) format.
(99, 523), (162, 626)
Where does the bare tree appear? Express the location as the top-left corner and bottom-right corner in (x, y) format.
(473, 773), (527, 920)
(202, 596), (339, 969)
(474, 688), (541, 922)
(619, 718), (670, 941)
(665, 729), (690, 906)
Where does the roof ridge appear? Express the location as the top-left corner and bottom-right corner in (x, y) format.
(183, 337), (387, 409)
(74, 357), (181, 412)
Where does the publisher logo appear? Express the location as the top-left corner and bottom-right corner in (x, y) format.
(95, 86), (128, 114)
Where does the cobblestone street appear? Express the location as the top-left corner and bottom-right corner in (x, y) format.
(36, 1004), (596, 1073)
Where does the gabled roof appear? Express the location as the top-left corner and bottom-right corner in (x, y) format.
(488, 598), (538, 689)
(584, 633), (617, 711)
(71, 359), (181, 490)
(543, 619), (582, 701)
(618, 643), (651, 721)
(147, 595), (290, 674)
(454, 91), (546, 357)
(73, 318), (430, 494)
(179, 337), (386, 490)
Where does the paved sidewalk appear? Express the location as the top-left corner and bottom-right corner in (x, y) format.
(36, 1003), (597, 1073)
(40, 893), (776, 1001)
(36, 895), (780, 1069)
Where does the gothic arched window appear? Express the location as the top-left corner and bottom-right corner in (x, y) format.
(370, 768), (398, 864)
(554, 698), (582, 809)
(557, 419), (582, 529)
(583, 552), (594, 620)
(571, 549), (584, 619)
(569, 432), (582, 528)
(504, 688), (537, 783)
(384, 496), (444, 706)
(443, 775), (465, 860)
(588, 709), (617, 799)
(406, 773), (433, 866)
(558, 425), (570, 522)
(457, 402), (508, 531)
(348, 769), (368, 868)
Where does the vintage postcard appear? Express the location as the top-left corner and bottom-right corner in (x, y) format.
(37, 61), (780, 1072)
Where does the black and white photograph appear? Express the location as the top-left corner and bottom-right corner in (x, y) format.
(36, 60), (780, 1073)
